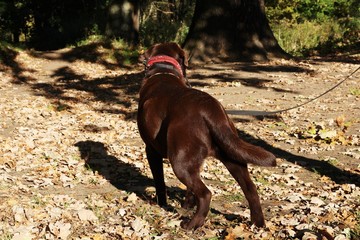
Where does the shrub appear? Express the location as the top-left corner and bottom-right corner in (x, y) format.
(266, 0), (360, 56)
(270, 19), (345, 56)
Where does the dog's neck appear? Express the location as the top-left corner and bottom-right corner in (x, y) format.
(145, 55), (184, 77)
(144, 55), (191, 88)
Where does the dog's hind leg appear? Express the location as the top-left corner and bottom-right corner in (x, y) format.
(146, 146), (167, 206)
(170, 155), (212, 230)
(182, 189), (196, 209)
(220, 159), (265, 227)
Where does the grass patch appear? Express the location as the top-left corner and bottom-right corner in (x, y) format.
(64, 34), (141, 67)
(32, 195), (47, 206)
(325, 157), (339, 166)
(135, 205), (149, 218)
(351, 209), (360, 239)
(0, 232), (12, 240)
(256, 176), (271, 186)
(110, 44), (140, 66)
(223, 193), (244, 202)
(311, 167), (321, 175)
(47, 102), (71, 112)
(350, 88), (360, 97)
(72, 34), (106, 47)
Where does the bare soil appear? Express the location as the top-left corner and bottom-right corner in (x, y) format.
(0, 47), (359, 239)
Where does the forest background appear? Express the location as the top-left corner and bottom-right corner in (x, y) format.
(0, 0), (359, 58)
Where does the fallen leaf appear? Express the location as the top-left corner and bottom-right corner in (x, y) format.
(286, 193), (305, 203)
(48, 221), (72, 240)
(281, 217), (300, 226)
(12, 206), (26, 223)
(318, 129), (338, 140)
(302, 231), (318, 240)
(310, 197), (325, 206)
(126, 192), (138, 203)
(167, 220), (182, 228)
(131, 217), (150, 237)
(11, 225), (35, 240)
(78, 209), (98, 222)
(131, 217), (145, 232)
(117, 208), (127, 217)
(335, 115), (345, 127)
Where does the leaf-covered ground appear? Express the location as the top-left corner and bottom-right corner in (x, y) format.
(0, 47), (359, 239)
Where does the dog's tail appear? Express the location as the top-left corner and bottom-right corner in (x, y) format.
(205, 112), (276, 167)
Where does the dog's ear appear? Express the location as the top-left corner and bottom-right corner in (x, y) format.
(139, 45), (156, 64)
(138, 52), (146, 64)
(180, 48), (188, 68)
(174, 43), (188, 68)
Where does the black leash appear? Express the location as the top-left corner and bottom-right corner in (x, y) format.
(226, 66), (360, 116)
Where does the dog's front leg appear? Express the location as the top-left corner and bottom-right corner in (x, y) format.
(146, 146), (167, 206)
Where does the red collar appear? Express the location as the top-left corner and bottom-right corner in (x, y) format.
(146, 55), (183, 76)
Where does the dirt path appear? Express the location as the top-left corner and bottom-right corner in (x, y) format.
(0, 48), (359, 239)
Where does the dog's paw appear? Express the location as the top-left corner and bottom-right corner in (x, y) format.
(180, 217), (205, 230)
(251, 216), (266, 227)
(180, 218), (191, 230)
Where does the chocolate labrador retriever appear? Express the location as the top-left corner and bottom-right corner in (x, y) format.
(137, 42), (276, 230)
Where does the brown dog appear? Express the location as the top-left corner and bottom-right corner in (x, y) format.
(137, 42), (276, 230)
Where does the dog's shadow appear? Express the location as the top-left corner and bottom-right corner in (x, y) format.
(74, 140), (183, 207)
(74, 140), (260, 227)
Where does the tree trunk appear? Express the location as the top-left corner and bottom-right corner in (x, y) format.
(183, 0), (291, 63)
(106, 0), (140, 45)
(8, 0), (21, 43)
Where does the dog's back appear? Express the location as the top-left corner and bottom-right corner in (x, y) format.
(139, 78), (276, 166)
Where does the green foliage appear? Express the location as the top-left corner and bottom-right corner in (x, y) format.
(266, 0), (360, 56)
(73, 35), (107, 48)
(266, 0), (359, 23)
(296, 0), (335, 22)
(1, 0), (194, 50)
(139, 0), (194, 46)
(1, 0), (359, 56)
(266, 0), (302, 23)
(141, 19), (189, 46)
(1, 0), (110, 50)
(271, 20), (345, 56)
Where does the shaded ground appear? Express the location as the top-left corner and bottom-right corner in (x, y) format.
(0, 46), (359, 239)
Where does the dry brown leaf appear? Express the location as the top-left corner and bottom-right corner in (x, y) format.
(78, 209), (98, 222)
(335, 115), (345, 127)
(126, 192), (138, 203)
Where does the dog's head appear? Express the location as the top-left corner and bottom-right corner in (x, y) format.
(142, 42), (188, 78)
